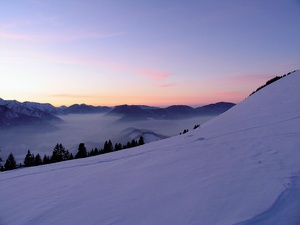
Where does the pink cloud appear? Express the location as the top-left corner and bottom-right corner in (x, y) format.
(139, 70), (170, 79)
(74, 59), (172, 82)
(94, 61), (171, 81)
(0, 30), (126, 42)
(0, 32), (39, 41)
(3, 47), (171, 84)
(158, 83), (176, 88)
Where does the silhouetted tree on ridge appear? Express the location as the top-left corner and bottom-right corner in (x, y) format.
(75, 143), (87, 159)
(43, 155), (51, 164)
(24, 150), (35, 167)
(34, 153), (43, 166)
(103, 140), (113, 153)
(193, 124), (200, 129)
(138, 136), (145, 145)
(4, 153), (17, 170)
(51, 143), (67, 163)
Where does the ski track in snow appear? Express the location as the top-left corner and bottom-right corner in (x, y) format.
(235, 176), (300, 225)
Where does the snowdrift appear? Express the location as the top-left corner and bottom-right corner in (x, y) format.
(1, 71), (300, 225)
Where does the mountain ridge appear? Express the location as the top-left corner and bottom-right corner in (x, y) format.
(0, 98), (235, 126)
(107, 102), (235, 121)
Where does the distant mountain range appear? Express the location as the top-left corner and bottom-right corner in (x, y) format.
(0, 99), (62, 127)
(108, 102), (235, 121)
(0, 98), (235, 127)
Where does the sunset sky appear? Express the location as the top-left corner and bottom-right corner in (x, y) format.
(1, 0), (299, 107)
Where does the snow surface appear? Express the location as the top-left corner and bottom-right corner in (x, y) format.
(1, 71), (300, 225)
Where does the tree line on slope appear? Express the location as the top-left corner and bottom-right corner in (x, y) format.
(0, 136), (145, 171)
(250, 70), (298, 96)
(0, 123), (202, 172)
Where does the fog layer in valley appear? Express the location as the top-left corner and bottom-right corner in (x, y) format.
(0, 114), (214, 162)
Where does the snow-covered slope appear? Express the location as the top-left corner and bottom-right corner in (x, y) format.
(1, 72), (300, 225)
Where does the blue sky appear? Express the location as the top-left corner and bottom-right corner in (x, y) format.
(1, 0), (299, 106)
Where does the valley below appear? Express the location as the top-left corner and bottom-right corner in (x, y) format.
(0, 113), (215, 163)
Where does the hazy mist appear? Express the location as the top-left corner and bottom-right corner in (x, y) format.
(0, 114), (215, 163)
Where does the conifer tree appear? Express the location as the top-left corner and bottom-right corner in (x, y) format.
(69, 153), (74, 160)
(108, 140), (113, 151)
(63, 150), (70, 161)
(34, 153), (42, 166)
(131, 139), (137, 147)
(4, 153), (17, 170)
(43, 155), (51, 164)
(193, 124), (200, 129)
(114, 143), (122, 151)
(51, 143), (66, 162)
(75, 143), (87, 158)
(138, 136), (145, 145)
(103, 141), (108, 153)
(94, 148), (99, 155)
(183, 129), (189, 134)
(103, 140), (113, 153)
(89, 149), (94, 156)
(125, 142), (131, 148)
(24, 150), (35, 167)
(118, 143), (122, 150)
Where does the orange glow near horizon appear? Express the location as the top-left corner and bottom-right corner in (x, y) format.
(1, 1), (299, 109)
(0, 69), (275, 108)
(3, 90), (246, 108)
